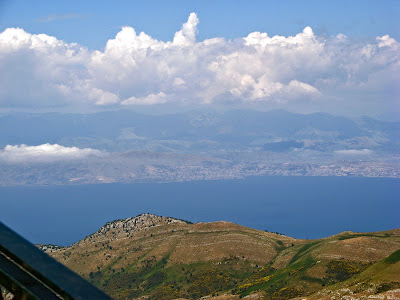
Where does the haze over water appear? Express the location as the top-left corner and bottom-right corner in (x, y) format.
(1, 175), (399, 246)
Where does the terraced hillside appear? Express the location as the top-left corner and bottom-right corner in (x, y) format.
(40, 214), (400, 299)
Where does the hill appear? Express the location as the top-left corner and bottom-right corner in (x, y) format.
(40, 214), (400, 299)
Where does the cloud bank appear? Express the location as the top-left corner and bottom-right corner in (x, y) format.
(0, 144), (102, 162)
(0, 13), (398, 115)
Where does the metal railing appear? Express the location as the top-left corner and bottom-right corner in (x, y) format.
(0, 222), (113, 300)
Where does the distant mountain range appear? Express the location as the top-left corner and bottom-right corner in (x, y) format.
(40, 213), (400, 299)
(1, 109), (399, 185)
(1, 109), (399, 154)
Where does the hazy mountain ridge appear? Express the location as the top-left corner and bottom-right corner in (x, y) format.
(0, 110), (399, 186)
(40, 214), (400, 299)
(1, 110), (398, 154)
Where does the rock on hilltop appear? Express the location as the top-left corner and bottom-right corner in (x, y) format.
(40, 213), (189, 254)
(88, 213), (187, 239)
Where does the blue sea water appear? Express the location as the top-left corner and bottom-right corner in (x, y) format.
(0, 176), (399, 246)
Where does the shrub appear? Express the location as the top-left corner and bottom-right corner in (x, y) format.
(271, 287), (303, 299)
(187, 269), (233, 298)
(384, 250), (400, 264)
(145, 270), (165, 288)
(150, 284), (181, 300)
(326, 260), (360, 281)
(376, 282), (400, 294)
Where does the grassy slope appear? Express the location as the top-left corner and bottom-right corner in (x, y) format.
(43, 218), (400, 299)
(308, 249), (400, 299)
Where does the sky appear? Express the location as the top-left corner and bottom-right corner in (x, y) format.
(0, 0), (399, 119)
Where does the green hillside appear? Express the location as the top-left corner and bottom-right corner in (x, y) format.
(40, 214), (400, 299)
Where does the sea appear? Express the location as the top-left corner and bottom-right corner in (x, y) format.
(0, 176), (399, 246)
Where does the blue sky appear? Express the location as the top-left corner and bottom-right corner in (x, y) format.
(1, 0), (398, 49)
(0, 1), (399, 118)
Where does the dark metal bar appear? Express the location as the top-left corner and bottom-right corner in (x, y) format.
(0, 250), (58, 300)
(0, 222), (113, 300)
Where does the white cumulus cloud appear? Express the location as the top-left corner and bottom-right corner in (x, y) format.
(121, 92), (167, 105)
(0, 13), (399, 116)
(0, 144), (103, 162)
(173, 12), (199, 46)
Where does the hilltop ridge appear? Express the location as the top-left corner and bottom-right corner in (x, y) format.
(80, 213), (189, 243)
(40, 214), (400, 299)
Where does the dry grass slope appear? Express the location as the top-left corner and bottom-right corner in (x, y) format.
(39, 214), (400, 299)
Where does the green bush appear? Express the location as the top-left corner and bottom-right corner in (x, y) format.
(326, 260), (360, 281)
(187, 269), (233, 298)
(384, 250), (400, 264)
(271, 287), (303, 299)
(150, 284), (181, 300)
(376, 282), (400, 294)
(145, 270), (165, 288)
